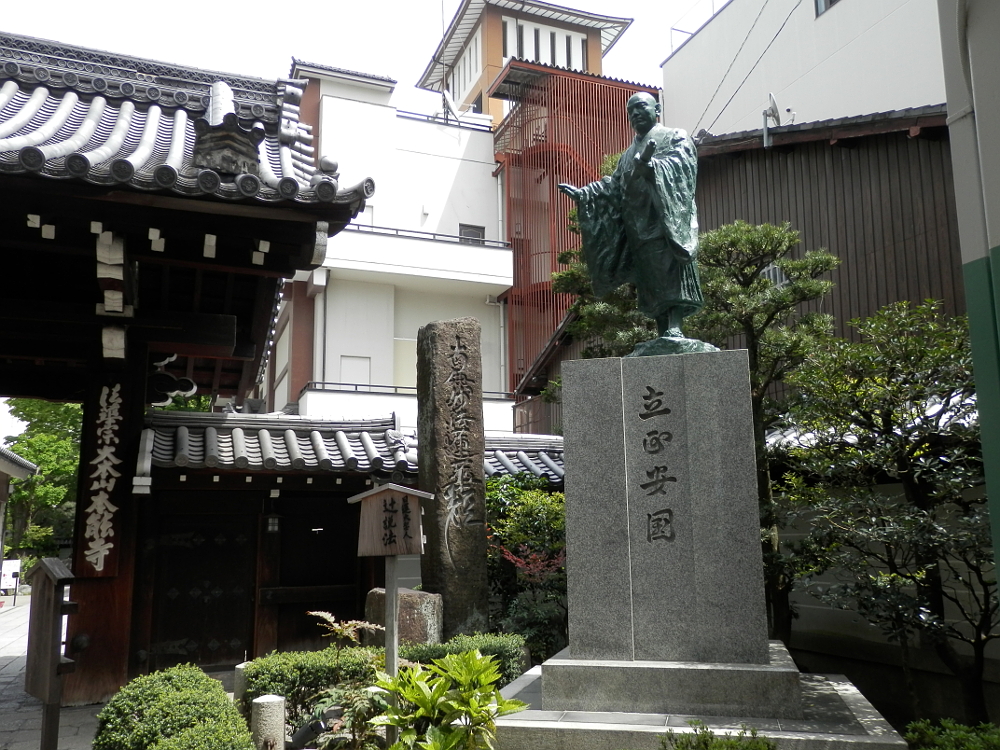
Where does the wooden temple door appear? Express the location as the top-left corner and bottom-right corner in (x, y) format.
(145, 503), (257, 672)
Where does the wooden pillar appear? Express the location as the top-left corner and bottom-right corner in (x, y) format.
(63, 355), (146, 705)
(254, 511), (281, 657)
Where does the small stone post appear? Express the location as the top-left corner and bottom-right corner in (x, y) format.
(416, 318), (489, 638)
(251, 694), (285, 750)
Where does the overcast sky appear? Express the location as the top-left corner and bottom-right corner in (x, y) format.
(1, 0), (725, 112)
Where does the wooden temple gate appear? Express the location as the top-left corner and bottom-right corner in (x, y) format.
(0, 32), (372, 703)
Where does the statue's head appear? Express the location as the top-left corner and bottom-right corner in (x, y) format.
(627, 92), (660, 137)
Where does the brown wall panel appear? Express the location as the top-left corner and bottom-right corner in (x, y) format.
(696, 130), (963, 340)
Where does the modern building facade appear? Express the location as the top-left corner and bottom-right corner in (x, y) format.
(264, 0), (654, 434)
(661, 0), (946, 137)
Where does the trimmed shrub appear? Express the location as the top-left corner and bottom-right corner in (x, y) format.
(151, 717), (252, 750)
(94, 664), (250, 750)
(905, 719), (1000, 749)
(240, 645), (383, 724)
(400, 632), (526, 686)
(240, 632), (527, 729)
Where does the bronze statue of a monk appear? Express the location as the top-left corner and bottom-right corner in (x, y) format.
(559, 92), (716, 356)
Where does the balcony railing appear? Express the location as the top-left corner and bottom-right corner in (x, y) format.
(301, 381), (514, 400)
(396, 109), (494, 133)
(341, 223), (511, 249)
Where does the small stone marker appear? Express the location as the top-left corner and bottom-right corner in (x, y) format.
(416, 317), (489, 638)
(251, 694), (285, 750)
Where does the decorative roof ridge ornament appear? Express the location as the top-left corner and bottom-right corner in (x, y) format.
(192, 81), (263, 191)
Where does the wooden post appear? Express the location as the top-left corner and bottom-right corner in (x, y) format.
(348, 484), (432, 750)
(384, 554), (399, 748)
(25, 558), (76, 750)
(384, 555), (399, 678)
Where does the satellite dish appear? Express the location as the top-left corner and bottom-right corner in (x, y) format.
(765, 93), (782, 127)
(762, 92), (781, 149)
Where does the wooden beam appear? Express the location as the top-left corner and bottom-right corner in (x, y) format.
(91, 190), (325, 223)
(136, 313), (238, 357)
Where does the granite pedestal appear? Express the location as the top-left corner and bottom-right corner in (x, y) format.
(497, 352), (904, 749)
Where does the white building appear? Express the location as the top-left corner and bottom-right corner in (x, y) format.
(264, 0), (633, 432)
(266, 62), (513, 432)
(662, 0), (946, 136)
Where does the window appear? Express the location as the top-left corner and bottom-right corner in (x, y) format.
(815, 0), (841, 15)
(517, 24), (524, 58)
(459, 224), (486, 245)
(565, 35), (573, 69)
(761, 263), (789, 288)
(471, 93), (483, 114)
(533, 28), (540, 62)
(502, 21), (508, 58)
(550, 32), (557, 66)
(340, 355), (371, 387)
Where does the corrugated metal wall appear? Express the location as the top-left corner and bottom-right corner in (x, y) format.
(698, 130), (964, 336)
(498, 73), (657, 393)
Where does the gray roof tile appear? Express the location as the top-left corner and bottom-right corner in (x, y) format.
(0, 32), (374, 206)
(0, 444), (38, 479)
(140, 412), (564, 487)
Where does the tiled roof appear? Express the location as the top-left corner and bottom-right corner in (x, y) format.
(291, 59), (396, 85)
(137, 412), (564, 488)
(695, 104), (949, 156)
(0, 444), (38, 479)
(0, 32), (374, 206)
(418, 0), (632, 93)
(484, 433), (565, 483)
(488, 58), (657, 102)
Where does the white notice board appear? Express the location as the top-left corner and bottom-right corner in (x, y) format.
(1, 559), (21, 591)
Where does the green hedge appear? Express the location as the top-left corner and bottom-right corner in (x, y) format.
(240, 645), (382, 723)
(400, 632), (526, 686)
(905, 719), (1000, 749)
(94, 664), (251, 750)
(240, 632), (526, 726)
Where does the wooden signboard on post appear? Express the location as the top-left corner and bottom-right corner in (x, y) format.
(349, 483), (432, 746)
(350, 483), (430, 558)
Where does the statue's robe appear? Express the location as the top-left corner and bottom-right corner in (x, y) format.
(575, 124), (703, 321)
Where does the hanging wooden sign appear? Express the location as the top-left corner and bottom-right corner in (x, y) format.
(349, 483), (432, 557)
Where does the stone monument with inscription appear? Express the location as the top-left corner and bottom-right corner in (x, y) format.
(497, 94), (904, 749)
(553, 351), (800, 717)
(496, 351), (906, 748)
(416, 317), (489, 639)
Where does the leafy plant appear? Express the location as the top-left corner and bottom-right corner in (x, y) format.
(3, 399), (81, 553)
(240, 632), (526, 733)
(905, 718), (1000, 749)
(311, 683), (388, 750)
(371, 649), (526, 750)
(400, 634), (526, 688)
(484, 475), (566, 661)
(660, 721), (776, 749)
(94, 664), (251, 750)
(150, 720), (254, 750)
(783, 301), (996, 723)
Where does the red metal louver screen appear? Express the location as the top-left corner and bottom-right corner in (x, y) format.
(496, 71), (658, 394)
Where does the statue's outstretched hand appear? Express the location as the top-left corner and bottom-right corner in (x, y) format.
(558, 183), (582, 201)
(632, 139), (657, 179)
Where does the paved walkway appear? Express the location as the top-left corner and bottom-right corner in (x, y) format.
(0, 595), (102, 750)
